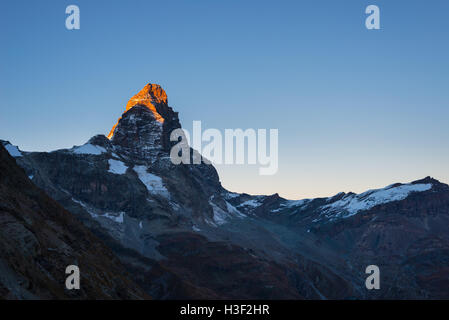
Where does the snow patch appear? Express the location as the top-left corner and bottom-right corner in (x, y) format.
(321, 183), (433, 219)
(226, 201), (246, 218)
(238, 199), (262, 208)
(271, 199), (310, 213)
(284, 199), (309, 208)
(5, 144), (22, 157)
(73, 144), (106, 155)
(134, 165), (169, 197)
(102, 212), (124, 224)
(207, 198), (246, 225)
(72, 198), (98, 218)
(224, 192), (240, 200)
(72, 198), (125, 223)
(108, 159), (128, 175)
(209, 201), (229, 225)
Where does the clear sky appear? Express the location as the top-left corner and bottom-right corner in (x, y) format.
(1, 0), (448, 199)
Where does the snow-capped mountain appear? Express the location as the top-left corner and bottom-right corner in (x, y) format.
(229, 178), (441, 223)
(2, 83), (449, 299)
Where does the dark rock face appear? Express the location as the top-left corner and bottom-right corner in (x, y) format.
(138, 232), (354, 299)
(0, 144), (148, 299)
(110, 106), (165, 160)
(3, 83), (449, 299)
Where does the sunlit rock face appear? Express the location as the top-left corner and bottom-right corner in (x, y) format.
(108, 83), (182, 155)
(108, 83), (167, 139)
(125, 83), (168, 116)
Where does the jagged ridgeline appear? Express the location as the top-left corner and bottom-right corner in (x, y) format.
(2, 83), (449, 299)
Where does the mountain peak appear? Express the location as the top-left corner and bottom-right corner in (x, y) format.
(106, 82), (182, 157)
(126, 83), (167, 113)
(107, 83), (168, 139)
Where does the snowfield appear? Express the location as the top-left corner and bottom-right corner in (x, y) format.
(321, 183), (433, 219)
(108, 159), (128, 175)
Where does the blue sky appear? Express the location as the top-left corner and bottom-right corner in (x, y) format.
(1, 0), (448, 199)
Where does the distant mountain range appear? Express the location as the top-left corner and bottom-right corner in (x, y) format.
(1, 83), (448, 299)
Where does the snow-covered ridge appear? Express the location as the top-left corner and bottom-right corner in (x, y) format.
(72, 143), (107, 155)
(275, 199), (310, 211)
(321, 182), (433, 219)
(2, 140), (109, 157)
(238, 199), (261, 208)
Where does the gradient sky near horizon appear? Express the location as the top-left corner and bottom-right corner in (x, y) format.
(1, 0), (448, 199)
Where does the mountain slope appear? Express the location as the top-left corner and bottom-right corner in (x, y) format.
(0, 144), (148, 299)
(231, 177), (449, 298)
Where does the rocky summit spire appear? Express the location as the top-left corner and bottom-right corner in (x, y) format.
(108, 83), (169, 139)
(125, 83), (167, 117)
(107, 83), (181, 160)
